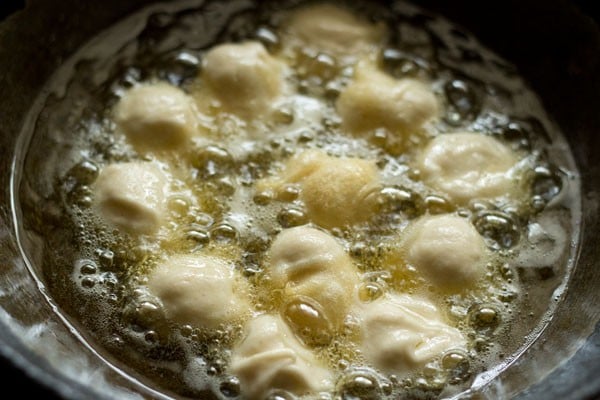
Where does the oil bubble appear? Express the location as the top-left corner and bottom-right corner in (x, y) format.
(81, 276), (97, 289)
(499, 122), (532, 151)
(424, 194), (453, 214)
(377, 186), (424, 218)
(253, 191), (274, 206)
(337, 369), (383, 400)
(444, 79), (480, 123)
(358, 282), (384, 303)
(283, 297), (333, 346)
(79, 260), (98, 275)
(220, 376), (241, 397)
(193, 146), (235, 179)
(473, 211), (520, 249)
(68, 160), (99, 185)
(254, 26), (280, 51)
(441, 351), (471, 384)
(168, 195), (191, 218)
(98, 249), (115, 269)
(468, 304), (501, 332)
(279, 184), (301, 202)
(210, 223), (238, 244)
(265, 390), (297, 400)
(382, 48), (430, 78)
(277, 207), (308, 228)
(531, 165), (564, 204)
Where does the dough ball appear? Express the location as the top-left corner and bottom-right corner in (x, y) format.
(268, 226), (359, 329)
(403, 214), (488, 290)
(337, 65), (438, 135)
(285, 4), (385, 58)
(276, 150), (381, 228)
(357, 293), (466, 374)
(94, 162), (169, 235)
(419, 133), (519, 204)
(230, 314), (333, 400)
(115, 83), (197, 152)
(146, 254), (250, 330)
(203, 41), (284, 116)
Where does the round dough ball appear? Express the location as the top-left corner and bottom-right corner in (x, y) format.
(357, 293), (466, 374)
(203, 41), (284, 116)
(337, 65), (438, 134)
(268, 226), (359, 328)
(403, 214), (488, 290)
(279, 150), (381, 228)
(94, 162), (169, 235)
(419, 133), (519, 204)
(146, 255), (250, 330)
(230, 314), (333, 400)
(285, 4), (385, 58)
(115, 83), (197, 152)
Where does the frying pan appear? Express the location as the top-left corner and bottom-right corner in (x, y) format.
(1, 0), (599, 399)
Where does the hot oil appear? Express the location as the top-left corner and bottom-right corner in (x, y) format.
(15, 0), (580, 399)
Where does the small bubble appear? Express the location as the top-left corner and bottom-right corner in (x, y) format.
(474, 337), (490, 352)
(69, 185), (93, 207)
(283, 297), (333, 346)
(441, 351), (471, 384)
(337, 369), (383, 400)
(98, 249), (114, 269)
(81, 277), (96, 288)
(381, 381), (393, 395)
(382, 48), (430, 78)
(144, 330), (159, 344)
(210, 223), (238, 244)
(501, 122), (531, 151)
(180, 325), (193, 337)
(358, 282), (384, 303)
(273, 106), (294, 125)
(424, 195), (453, 214)
(277, 207), (308, 228)
(107, 293), (119, 304)
(165, 51), (201, 84)
(168, 195), (191, 217)
(215, 176), (236, 196)
(444, 79), (480, 123)
(220, 376), (241, 397)
(279, 184), (301, 202)
(253, 191), (274, 206)
(338, 359), (350, 370)
(68, 160), (99, 185)
(532, 165), (563, 204)
(325, 81), (342, 99)
(265, 390), (297, 400)
(211, 359), (226, 375)
(371, 129), (388, 147)
(137, 301), (162, 325)
(313, 53), (338, 79)
(193, 146), (234, 179)
(473, 211), (520, 249)
(378, 186), (424, 218)
(79, 260), (97, 275)
(193, 213), (214, 228)
(255, 26), (280, 51)
(297, 130), (315, 143)
(498, 289), (517, 302)
(468, 304), (501, 332)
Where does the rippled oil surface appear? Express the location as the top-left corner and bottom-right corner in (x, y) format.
(14, 0), (581, 399)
